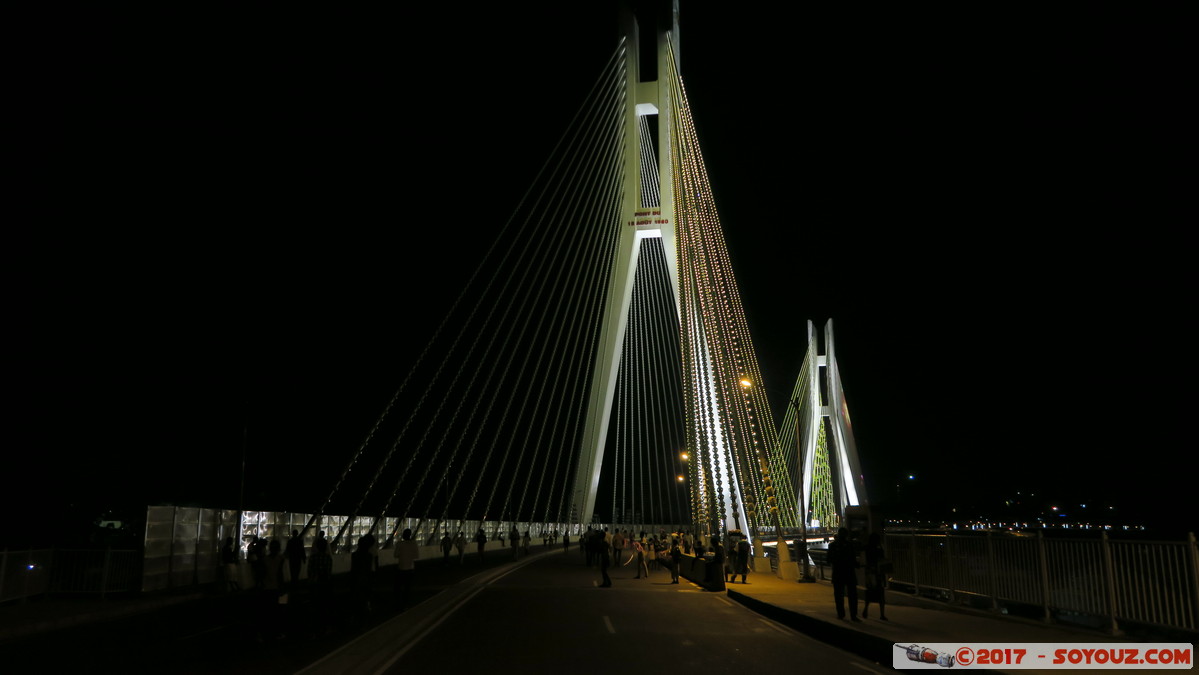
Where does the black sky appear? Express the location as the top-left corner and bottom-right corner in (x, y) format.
(7, 3), (1193, 543)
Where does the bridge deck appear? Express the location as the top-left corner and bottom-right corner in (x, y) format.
(1, 545), (1175, 673)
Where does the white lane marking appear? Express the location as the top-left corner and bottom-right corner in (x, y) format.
(715, 596), (734, 608)
(758, 618), (792, 636)
(602, 615), (616, 634)
(370, 559), (536, 674)
(300, 552), (545, 675)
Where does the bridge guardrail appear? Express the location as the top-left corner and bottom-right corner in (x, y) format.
(883, 531), (1199, 635)
(1, 548), (140, 603)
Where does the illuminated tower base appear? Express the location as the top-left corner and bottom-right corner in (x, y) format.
(797, 319), (867, 528)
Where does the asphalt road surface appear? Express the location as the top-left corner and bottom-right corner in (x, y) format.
(319, 548), (887, 674)
(4, 547), (886, 674)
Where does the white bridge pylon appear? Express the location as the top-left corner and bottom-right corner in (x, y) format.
(795, 319), (867, 529)
(571, 4), (680, 527)
(571, 2), (755, 533)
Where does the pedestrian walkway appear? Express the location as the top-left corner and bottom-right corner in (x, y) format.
(724, 568), (1136, 670)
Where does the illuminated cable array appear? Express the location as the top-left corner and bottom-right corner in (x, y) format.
(810, 421), (838, 530)
(664, 45), (798, 536)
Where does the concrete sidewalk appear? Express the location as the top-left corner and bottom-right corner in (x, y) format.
(723, 567), (1134, 670)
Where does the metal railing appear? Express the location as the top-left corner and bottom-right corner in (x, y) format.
(1, 548), (140, 603)
(884, 531), (1199, 635)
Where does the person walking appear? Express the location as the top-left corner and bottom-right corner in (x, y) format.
(440, 532), (453, 566)
(829, 528), (860, 621)
(732, 536), (750, 584)
(862, 532), (889, 620)
(453, 531), (466, 565)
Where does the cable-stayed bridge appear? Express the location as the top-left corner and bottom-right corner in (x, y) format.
(277, 3), (868, 558)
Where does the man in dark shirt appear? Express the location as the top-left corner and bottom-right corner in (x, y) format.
(829, 528), (860, 621)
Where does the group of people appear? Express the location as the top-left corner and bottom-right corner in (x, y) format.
(221, 523), (890, 630)
(436, 526), (540, 566)
(581, 527), (696, 587)
(221, 529), (334, 595)
(827, 528), (889, 621)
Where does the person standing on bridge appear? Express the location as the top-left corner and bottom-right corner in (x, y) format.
(440, 532), (453, 566)
(351, 534), (377, 618)
(862, 532), (889, 620)
(632, 539), (648, 579)
(829, 528), (860, 621)
(612, 530), (626, 567)
(707, 534), (726, 592)
(588, 528), (611, 587)
(393, 528), (418, 606)
(669, 537), (681, 584)
(475, 528), (487, 563)
(220, 537), (240, 592)
(285, 529), (306, 588)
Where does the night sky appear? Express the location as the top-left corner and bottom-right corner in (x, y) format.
(7, 3), (1192, 545)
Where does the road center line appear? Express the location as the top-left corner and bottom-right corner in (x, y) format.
(603, 615), (616, 634)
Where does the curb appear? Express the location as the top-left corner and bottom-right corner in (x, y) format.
(726, 587), (893, 665)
